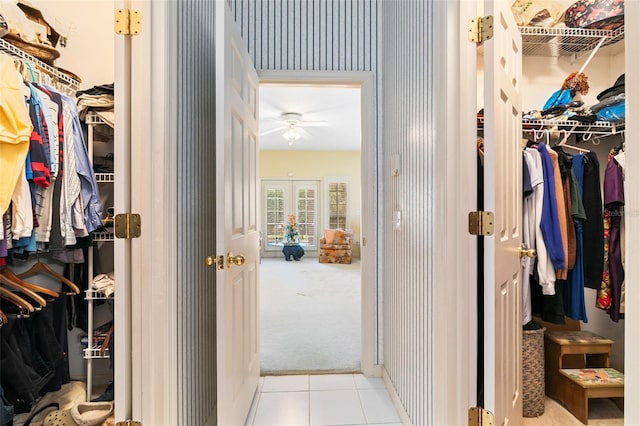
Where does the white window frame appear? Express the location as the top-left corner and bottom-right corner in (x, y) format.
(324, 176), (351, 231)
(261, 179), (320, 252)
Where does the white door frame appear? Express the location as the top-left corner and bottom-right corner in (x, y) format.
(124, 1), (179, 424)
(428, 1), (479, 423)
(258, 70), (379, 376)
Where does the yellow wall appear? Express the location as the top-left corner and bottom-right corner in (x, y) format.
(260, 150), (361, 256)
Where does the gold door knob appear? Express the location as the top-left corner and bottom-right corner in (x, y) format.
(205, 256), (215, 266)
(227, 252), (246, 267)
(518, 244), (537, 258)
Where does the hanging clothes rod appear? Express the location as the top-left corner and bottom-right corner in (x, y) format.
(0, 37), (79, 91)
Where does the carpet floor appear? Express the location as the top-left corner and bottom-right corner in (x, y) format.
(260, 257), (361, 374)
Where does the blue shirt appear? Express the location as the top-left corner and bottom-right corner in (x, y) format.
(59, 93), (103, 233)
(537, 144), (565, 269)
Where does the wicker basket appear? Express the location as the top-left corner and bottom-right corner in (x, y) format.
(522, 327), (546, 417)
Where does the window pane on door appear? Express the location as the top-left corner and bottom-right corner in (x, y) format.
(265, 188), (285, 246)
(329, 182), (347, 229)
(296, 188), (316, 246)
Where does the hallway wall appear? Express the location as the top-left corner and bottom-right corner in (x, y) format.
(379, 2), (433, 425)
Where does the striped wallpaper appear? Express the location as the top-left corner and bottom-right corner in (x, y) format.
(380, 1), (433, 425)
(230, 0), (378, 72)
(176, 1), (218, 424)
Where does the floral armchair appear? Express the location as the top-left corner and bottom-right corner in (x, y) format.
(319, 229), (353, 264)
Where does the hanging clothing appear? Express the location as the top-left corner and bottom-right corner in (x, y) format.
(582, 152), (604, 289)
(600, 155), (625, 322)
(525, 147), (556, 295)
(565, 154), (588, 322)
(547, 149), (569, 279)
(536, 144), (565, 271)
(522, 153), (534, 325)
(60, 94), (102, 234)
(0, 56), (32, 216)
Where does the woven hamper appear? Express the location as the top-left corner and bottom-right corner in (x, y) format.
(522, 327), (546, 417)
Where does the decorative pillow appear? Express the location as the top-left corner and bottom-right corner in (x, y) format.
(323, 229), (337, 244)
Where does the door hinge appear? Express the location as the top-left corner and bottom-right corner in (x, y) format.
(468, 15), (493, 44)
(115, 9), (142, 36)
(116, 421), (142, 426)
(114, 213), (142, 239)
(469, 407), (494, 426)
(468, 211), (494, 236)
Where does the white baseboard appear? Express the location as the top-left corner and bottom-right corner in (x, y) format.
(382, 368), (413, 426)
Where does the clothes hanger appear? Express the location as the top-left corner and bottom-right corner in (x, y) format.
(18, 258), (80, 295)
(0, 273), (47, 309)
(0, 286), (35, 314)
(558, 130), (590, 153)
(0, 268), (59, 298)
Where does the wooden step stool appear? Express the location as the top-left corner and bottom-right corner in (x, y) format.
(544, 330), (624, 424)
(557, 368), (624, 424)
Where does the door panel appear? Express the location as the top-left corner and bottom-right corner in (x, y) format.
(216, 2), (260, 425)
(483, 0), (523, 424)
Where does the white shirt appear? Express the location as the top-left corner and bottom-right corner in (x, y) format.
(525, 148), (556, 295)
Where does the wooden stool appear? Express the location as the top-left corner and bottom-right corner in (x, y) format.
(557, 368), (624, 424)
(544, 330), (613, 402)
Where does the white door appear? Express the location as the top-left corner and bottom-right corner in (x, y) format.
(483, 0), (523, 424)
(216, 2), (261, 425)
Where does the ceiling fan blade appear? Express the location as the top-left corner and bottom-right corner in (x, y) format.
(298, 128), (313, 139)
(299, 121), (329, 127)
(259, 126), (286, 136)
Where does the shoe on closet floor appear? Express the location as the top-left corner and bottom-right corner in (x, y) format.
(91, 382), (114, 402)
(71, 401), (113, 426)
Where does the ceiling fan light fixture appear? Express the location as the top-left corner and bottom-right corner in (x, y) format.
(283, 126), (301, 143)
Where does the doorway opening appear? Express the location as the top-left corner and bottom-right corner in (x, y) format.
(258, 83), (363, 374)
(259, 71), (380, 376)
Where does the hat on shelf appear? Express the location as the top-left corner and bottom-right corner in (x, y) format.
(597, 74), (625, 101)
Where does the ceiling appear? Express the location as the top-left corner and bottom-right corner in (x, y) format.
(259, 85), (361, 151)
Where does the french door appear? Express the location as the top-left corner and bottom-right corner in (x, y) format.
(262, 179), (319, 252)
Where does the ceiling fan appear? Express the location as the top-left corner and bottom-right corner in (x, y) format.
(260, 112), (329, 144)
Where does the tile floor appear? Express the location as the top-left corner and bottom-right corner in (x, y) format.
(245, 374), (404, 426)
